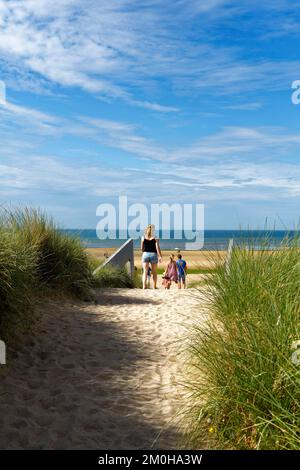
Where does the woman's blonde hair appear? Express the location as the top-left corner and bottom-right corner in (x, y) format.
(144, 224), (155, 239)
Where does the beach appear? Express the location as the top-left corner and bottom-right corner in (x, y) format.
(86, 248), (227, 270)
(0, 0), (298, 454)
(86, 248), (226, 288)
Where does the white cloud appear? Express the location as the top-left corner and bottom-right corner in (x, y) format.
(170, 127), (300, 162)
(0, 0), (181, 110)
(1, 0), (300, 107)
(224, 102), (262, 111)
(80, 116), (168, 160)
(2, 98), (300, 167)
(2, 101), (59, 124)
(0, 100), (168, 160)
(126, 98), (179, 113)
(2, 153), (300, 206)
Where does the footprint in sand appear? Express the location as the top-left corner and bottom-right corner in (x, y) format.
(0, 287), (208, 450)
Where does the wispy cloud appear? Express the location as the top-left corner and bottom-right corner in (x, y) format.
(1, 0), (300, 228)
(1, 100), (168, 160)
(2, 153), (300, 207)
(224, 102), (262, 111)
(1, 101), (60, 124)
(1, 0), (300, 107)
(126, 98), (179, 113)
(79, 116), (168, 160)
(2, 98), (300, 166)
(171, 127), (300, 163)
(0, 0), (182, 110)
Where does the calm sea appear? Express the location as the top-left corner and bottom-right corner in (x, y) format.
(61, 229), (298, 251)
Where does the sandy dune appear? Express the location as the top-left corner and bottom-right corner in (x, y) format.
(0, 288), (209, 450)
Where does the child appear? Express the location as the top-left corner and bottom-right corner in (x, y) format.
(147, 266), (152, 288)
(162, 255), (178, 289)
(176, 254), (187, 289)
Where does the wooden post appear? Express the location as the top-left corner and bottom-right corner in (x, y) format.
(0, 340), (6, 365)
(225, 238), (234, 274)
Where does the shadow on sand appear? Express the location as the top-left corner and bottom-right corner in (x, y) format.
(0, 291), (183, 450)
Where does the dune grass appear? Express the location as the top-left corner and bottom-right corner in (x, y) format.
(184, 237), (300, 449)
(0, 208), (137, 341)
(93, 265), (136, 288)
(0, 224), (37, 340)
(0, 208), (96, 340)
(8, 208), (93, 298)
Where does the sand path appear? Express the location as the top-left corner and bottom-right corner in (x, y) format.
(0, 288), (208, 450)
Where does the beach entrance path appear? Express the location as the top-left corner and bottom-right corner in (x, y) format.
(0, 288), (208, 450)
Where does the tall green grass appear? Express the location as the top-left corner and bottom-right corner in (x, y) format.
(0, 208), (95, 340)
(94, 266), (142, 289)
(0, 207), (137, 341)
(185, 237), (300, 449)
(8, 209), (93, 298)
(0, 225), (37, 340)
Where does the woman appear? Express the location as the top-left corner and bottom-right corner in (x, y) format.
(162, 255), (178, 289)
(141, 224), (162, 289)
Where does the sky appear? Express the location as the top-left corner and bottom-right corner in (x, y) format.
(1, 0), (300, 229)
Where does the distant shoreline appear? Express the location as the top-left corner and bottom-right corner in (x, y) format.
(64, 229), (298, 251)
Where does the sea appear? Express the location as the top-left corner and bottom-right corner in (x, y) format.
(62, 229), (299, 251)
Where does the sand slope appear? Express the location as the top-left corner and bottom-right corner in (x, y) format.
(0, 288), (208, 450)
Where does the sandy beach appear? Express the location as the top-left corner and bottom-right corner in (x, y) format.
(87, 248), (227, 270)
(0, 288), (209, 450)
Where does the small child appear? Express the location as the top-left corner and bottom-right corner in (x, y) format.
(176, 254), (187, 289)
(162, 255), (178, 289)
(162, 269), (171, 289)
(147, 266), (152, 287)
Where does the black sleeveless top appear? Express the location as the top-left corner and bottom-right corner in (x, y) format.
(142, 237), (157, 253)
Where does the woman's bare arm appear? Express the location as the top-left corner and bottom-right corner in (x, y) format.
(155, 238), (162, 262)
(140, 237), (144, 251)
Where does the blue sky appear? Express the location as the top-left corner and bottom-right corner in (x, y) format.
(1, 0), (300, 229)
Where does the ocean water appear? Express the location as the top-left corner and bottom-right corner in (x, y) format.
(61, 229), (299, 251)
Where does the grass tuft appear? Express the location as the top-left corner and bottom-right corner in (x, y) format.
(93, 265), (137, 288)
(184, 236), (300, 449)
(8, 208), (93, 299)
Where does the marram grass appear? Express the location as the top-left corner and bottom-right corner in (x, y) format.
(93, 265), (136, 288)
(0, 207), (137, 341)
(7, 208), (93, 298)
(184, 237), (300, 449)
(0, 224), (37, 340)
